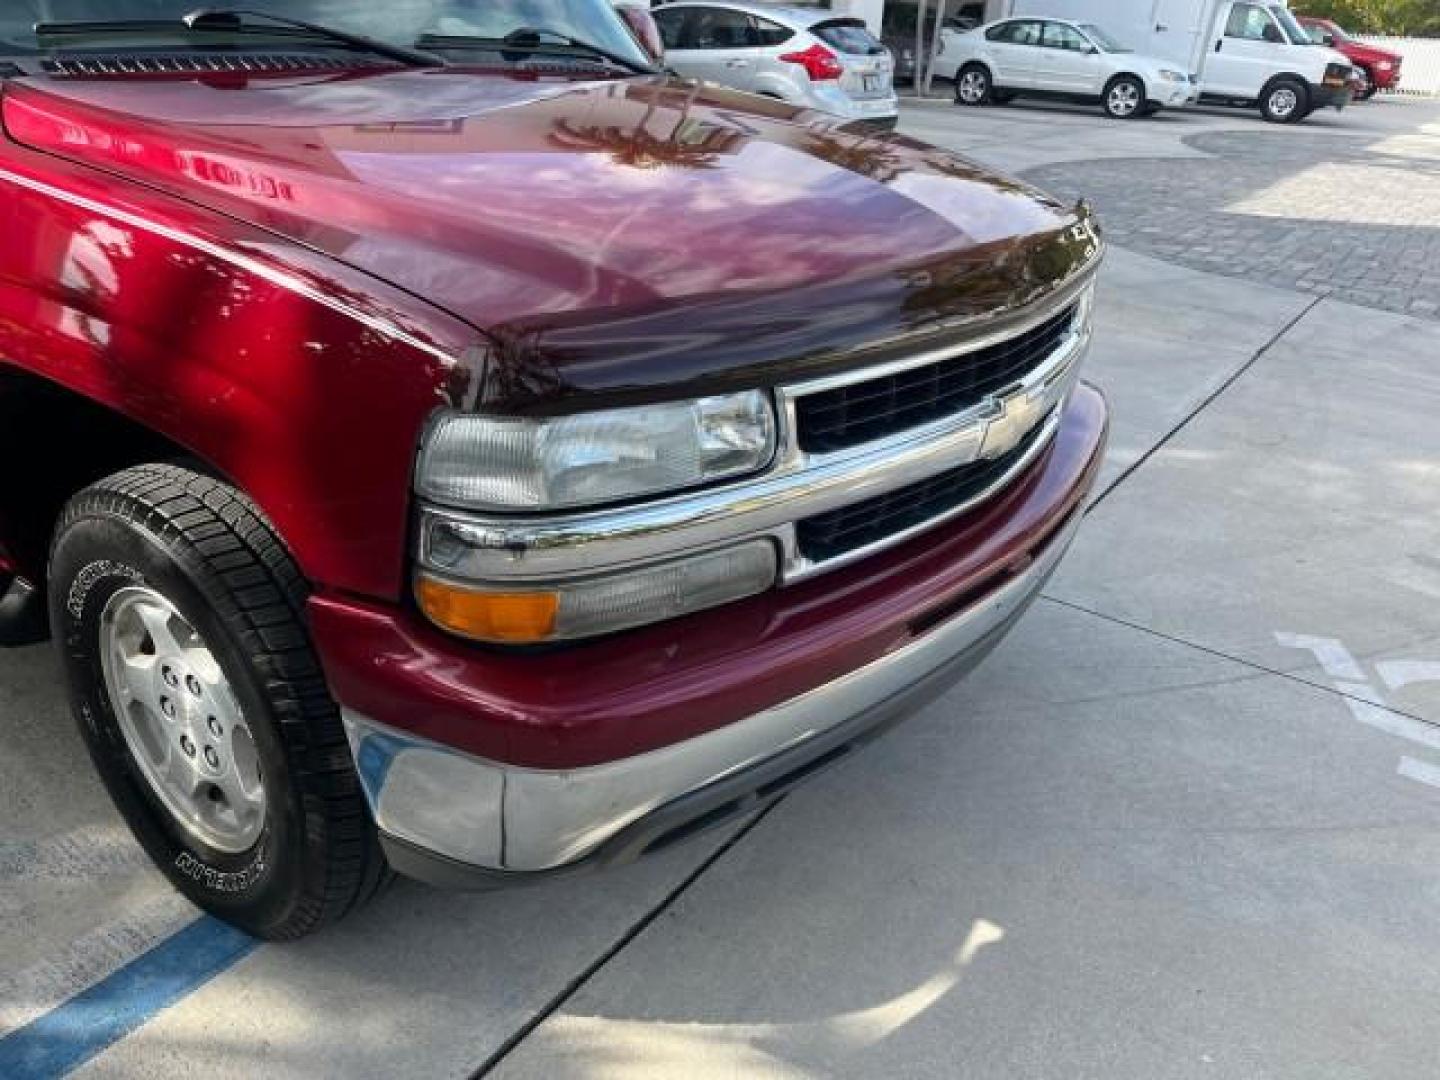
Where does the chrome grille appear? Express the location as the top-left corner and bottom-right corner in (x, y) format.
(795, 415), (1051, 563)
(410, 279), (1096, 590)
(794, 304), (1076, 454)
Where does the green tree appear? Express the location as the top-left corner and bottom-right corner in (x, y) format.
(1295, 0), (1440, 35)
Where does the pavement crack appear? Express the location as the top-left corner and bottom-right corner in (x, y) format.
(1087, 293), (1324, 512)
(1038, 594), (1440, 739)
(469, 799), (785, 1078)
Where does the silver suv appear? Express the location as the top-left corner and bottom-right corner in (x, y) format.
(653, 2), (898, 127)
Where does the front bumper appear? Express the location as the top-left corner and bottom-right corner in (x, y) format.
(1310, 80), (1353, 110)
(1371, 66), (1399, 90)
(375, 512), (1074, 887)
(329, 385), (1108, 883)
(1156, 82), (1198, 107)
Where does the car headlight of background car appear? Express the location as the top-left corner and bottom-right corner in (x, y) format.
(414, 392), (780, 643)
(1157, 69), (1187, 82)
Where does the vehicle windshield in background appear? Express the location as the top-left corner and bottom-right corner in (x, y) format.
(1078, 24), (1131, 53)
(1304, 21), (1351, 44)
(1271, 6), (1314, 46)
(881, 5), (967, 41)
(812, 19), (886, 56)
(0, 0), (650, 68)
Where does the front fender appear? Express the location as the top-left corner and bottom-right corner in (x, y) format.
(0, 137), (477, 601)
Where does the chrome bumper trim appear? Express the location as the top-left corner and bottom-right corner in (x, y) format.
(417, 286), (1093, 585)
(346, 506), (1083, 874)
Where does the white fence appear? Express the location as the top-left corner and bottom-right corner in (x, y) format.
(1355, 36), (1440, 97)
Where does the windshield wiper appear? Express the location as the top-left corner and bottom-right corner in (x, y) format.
(34, 8), (441, 68)
(416, 27), (655, 76)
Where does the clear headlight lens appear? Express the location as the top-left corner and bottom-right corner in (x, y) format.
(417, 392), (776, 511)
(416, 541), (778, 643)
(1158, 68), (1186, 81)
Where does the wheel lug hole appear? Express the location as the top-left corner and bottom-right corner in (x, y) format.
(180, 734), (196, 757)
(204, 746), (220, 769)
(186, 674), (203, 697)
(207, 716), (223, 738)
(160, 697), (176, 719)
(162, 667), (179, 688)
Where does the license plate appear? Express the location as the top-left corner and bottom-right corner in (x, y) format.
(862, 75), (881, 92)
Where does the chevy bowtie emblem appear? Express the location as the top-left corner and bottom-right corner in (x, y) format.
(979, 387), (1047, 461)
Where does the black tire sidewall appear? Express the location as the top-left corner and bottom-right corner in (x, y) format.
(1262, 79), (1307, 123)
(51, 511), (310, 935)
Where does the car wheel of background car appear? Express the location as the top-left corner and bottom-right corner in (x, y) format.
(954, 64), (992, 106)
(49, 464), (390, 940)
(1357, 67), (1378, 100)
(1102, 75), (1145, 119)
(1260, 77), (1308, 123)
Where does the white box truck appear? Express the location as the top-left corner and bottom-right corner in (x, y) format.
(997, 0), (1355, 121)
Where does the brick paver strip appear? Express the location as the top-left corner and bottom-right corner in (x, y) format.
(1022, 128), (1440, 321)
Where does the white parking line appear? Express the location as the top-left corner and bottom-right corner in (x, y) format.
(1273, 632), (1366, 681)
(1397, 757), (1440, 790)
(1277, 632), (1440, 793)
(1332, 680), (1440, 752)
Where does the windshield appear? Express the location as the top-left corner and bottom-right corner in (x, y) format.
(1078, 23), (1130, 53)
(0, 0), (650, 67)
(1304, 20), (1348, 44)
(1269, 6), (1313, 46)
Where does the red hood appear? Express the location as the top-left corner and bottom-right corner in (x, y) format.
(1300, 22), (1402, 65)
(1344, 41), (1402, 64)
(1, 69), (1095, 407)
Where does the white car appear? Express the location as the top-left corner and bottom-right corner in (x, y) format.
(652, 2), (898, 127)
(934, 17), (1200, 119)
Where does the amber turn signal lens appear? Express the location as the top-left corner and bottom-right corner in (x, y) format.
(416, 577), (559, 643)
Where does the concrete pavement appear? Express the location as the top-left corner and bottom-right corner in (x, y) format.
(495, 600), (1440, 1080)
(6, 94), (1440, 1079)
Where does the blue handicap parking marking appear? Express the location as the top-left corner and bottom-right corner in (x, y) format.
(0, 916), (258, 1079)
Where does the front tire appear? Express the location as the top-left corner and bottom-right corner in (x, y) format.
(50, 465), (389, 940)
(1260, 77), (1308, 123)
(954, 64), (992, 106)
(1103, 75), (1145, 119)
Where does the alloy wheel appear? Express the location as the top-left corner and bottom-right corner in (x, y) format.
(1107, 81), (1141, 117)
(1268, 86), (1298, 119)
(957, 70), (987, 104)
(100, 586), (266, 853)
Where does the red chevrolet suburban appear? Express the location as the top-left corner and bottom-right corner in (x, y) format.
(0, 4), (1106, 939)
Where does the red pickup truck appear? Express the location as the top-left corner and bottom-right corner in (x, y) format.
(0, 4), (1106, 939)
(1296, 15), (1402, 98)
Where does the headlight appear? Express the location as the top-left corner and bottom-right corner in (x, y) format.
(417, 391), (776, 511)
(416, 541), (778, 643)
(1158, 69), (1185, 82)
(1376, 61), (1393, 71)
